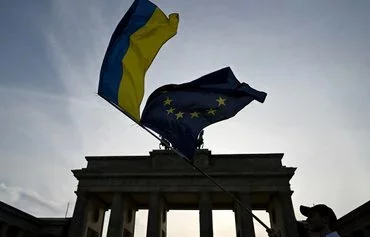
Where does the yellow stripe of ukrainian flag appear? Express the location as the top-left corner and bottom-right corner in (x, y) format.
(118, 10), (179, 122)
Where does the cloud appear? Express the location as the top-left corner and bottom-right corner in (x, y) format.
(0, 182), (65, 216)
(43, 0), (117, 100)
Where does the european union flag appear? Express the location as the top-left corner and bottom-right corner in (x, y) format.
(140, 67), (267, 159)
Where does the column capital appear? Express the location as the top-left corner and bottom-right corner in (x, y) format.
(199, 192), (212, 201)
(235, 192), (253, 197)
(74, 190), (89, 200)
(232, 192), (252, 211)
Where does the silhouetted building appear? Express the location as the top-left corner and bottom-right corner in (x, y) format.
(0, 150), (369, 237)
(0, 201), (70, 237)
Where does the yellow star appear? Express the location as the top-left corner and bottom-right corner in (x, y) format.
(216, 96), (226, 106)
(207, 108), (217, 115)
(190, 112), (200, 118)
(175, 112), (184, 120)
(166, 107), (175, 115)
(163, 97), (172, 106)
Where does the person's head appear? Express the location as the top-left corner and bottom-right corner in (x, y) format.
(300, 204), (337, 233)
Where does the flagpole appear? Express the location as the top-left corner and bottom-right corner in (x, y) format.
(98, 94), (270, 231)
(174, 150), (271, 230)
(65, 202), (70, 218)
(98, 94), (167, 141)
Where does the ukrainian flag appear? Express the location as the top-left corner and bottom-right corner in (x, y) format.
(98, 0), (179, 122)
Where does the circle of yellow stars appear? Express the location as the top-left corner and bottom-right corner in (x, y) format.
(162, 94), (227, 120)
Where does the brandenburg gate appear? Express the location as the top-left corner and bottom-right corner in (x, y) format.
(67, 149), (299, 237)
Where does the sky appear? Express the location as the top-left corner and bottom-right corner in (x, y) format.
(1, 0), (370, 236)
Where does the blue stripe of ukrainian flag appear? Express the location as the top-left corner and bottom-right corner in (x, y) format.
(98, 0), (179, 121)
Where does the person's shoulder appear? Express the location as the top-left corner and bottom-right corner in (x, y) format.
(326, 231), (340, 237)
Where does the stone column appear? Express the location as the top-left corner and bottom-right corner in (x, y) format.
(16, 228), (24, 237)
(363, 226), (370, 237)
(280, 192), (299, 237)
(146, 192), (167, 237)
(268, 192), (299, 237)
(199, 192), (213, 237)
(84, 197), (107, 237)
(68, 192), (89, 237)
(100, 211), (107, 235)
(1, 223), (9, 237)
(107, 193), (126, 237)
(234, 193), (255, 237)
(123, 199), (137, 237)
